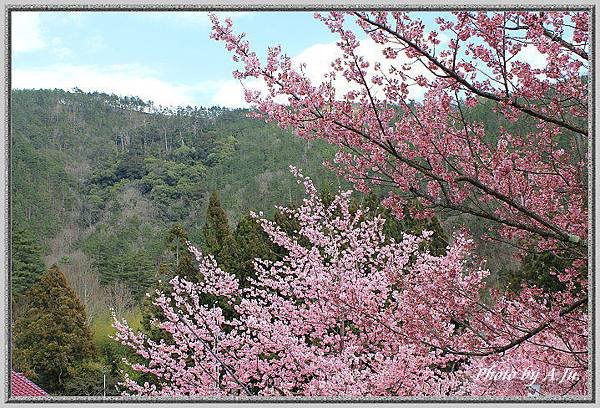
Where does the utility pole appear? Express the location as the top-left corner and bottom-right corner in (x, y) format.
(102, 367), (107, 398)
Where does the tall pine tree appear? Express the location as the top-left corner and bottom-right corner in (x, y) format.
(12, 265), (97, 394)
(231, 213), (278, 287)
(202, 191), (236, 268)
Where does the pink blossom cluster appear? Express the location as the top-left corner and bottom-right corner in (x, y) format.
(114, 169), (587, 397)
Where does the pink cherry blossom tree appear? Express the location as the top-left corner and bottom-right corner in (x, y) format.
(207, 11), (589, 392)
(112, 10), (589, 398)
(114, 169), (587, 397)
(209, 10), (588, 261)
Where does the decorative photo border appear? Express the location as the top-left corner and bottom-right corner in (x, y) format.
(2, 1), (596, 404)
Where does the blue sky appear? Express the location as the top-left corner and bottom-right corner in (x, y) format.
(12, 10), (459, 108)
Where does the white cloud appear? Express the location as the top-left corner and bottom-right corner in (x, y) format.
(209, 77), (296, 109)
(516, 44), (548, 70)
(12, 11), (98, 59)
(210, 79), (249, 108)
(291, 42), (337, 84)
(11, 63), (262, 109)
(48, 37), (73, 60)
(86, 34), (108, 54)
(12, 12), (45, 53)
(11, 30), (443, 111)
(13, 63), (201, 107)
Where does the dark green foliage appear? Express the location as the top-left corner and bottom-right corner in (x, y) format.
(166, 224), (197, 279)
(230, 214), (279, 287)
(11, 225), (46, 299)
(81, 217), (156, 299)
(357, 192), (448, 256)
(202, 191), (233, 261)
(12, 89), (341, 300)
(12, 265), (97, 394)
(116, 154), (147, 181)
(62, 360), (107, 396)
(140, 287), (166, 344)
(141, 224), (198, 342)
(499, 251), (571, 294)
(95, 340), (131, 396)
(197, 195), (239, 317)
(138, 157), (207, 220)
(11, 131), (76, 246)
(12, 88), (344, 241)
(217, 234), (241, 276)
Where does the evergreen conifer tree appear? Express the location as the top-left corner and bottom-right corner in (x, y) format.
(232, 213), (278, 287)
(12, 265), (97, 394)
(202, 191), (232, 259)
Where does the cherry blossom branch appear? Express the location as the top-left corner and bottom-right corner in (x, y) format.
(173, 313), (253, 396)
(354, 12), (587, 136)
(444, 296), (587, 357)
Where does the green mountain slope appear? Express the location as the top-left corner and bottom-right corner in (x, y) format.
(11, 88), (341, 297)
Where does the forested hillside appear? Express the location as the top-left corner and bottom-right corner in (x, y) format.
(11, 88), (342, 310)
